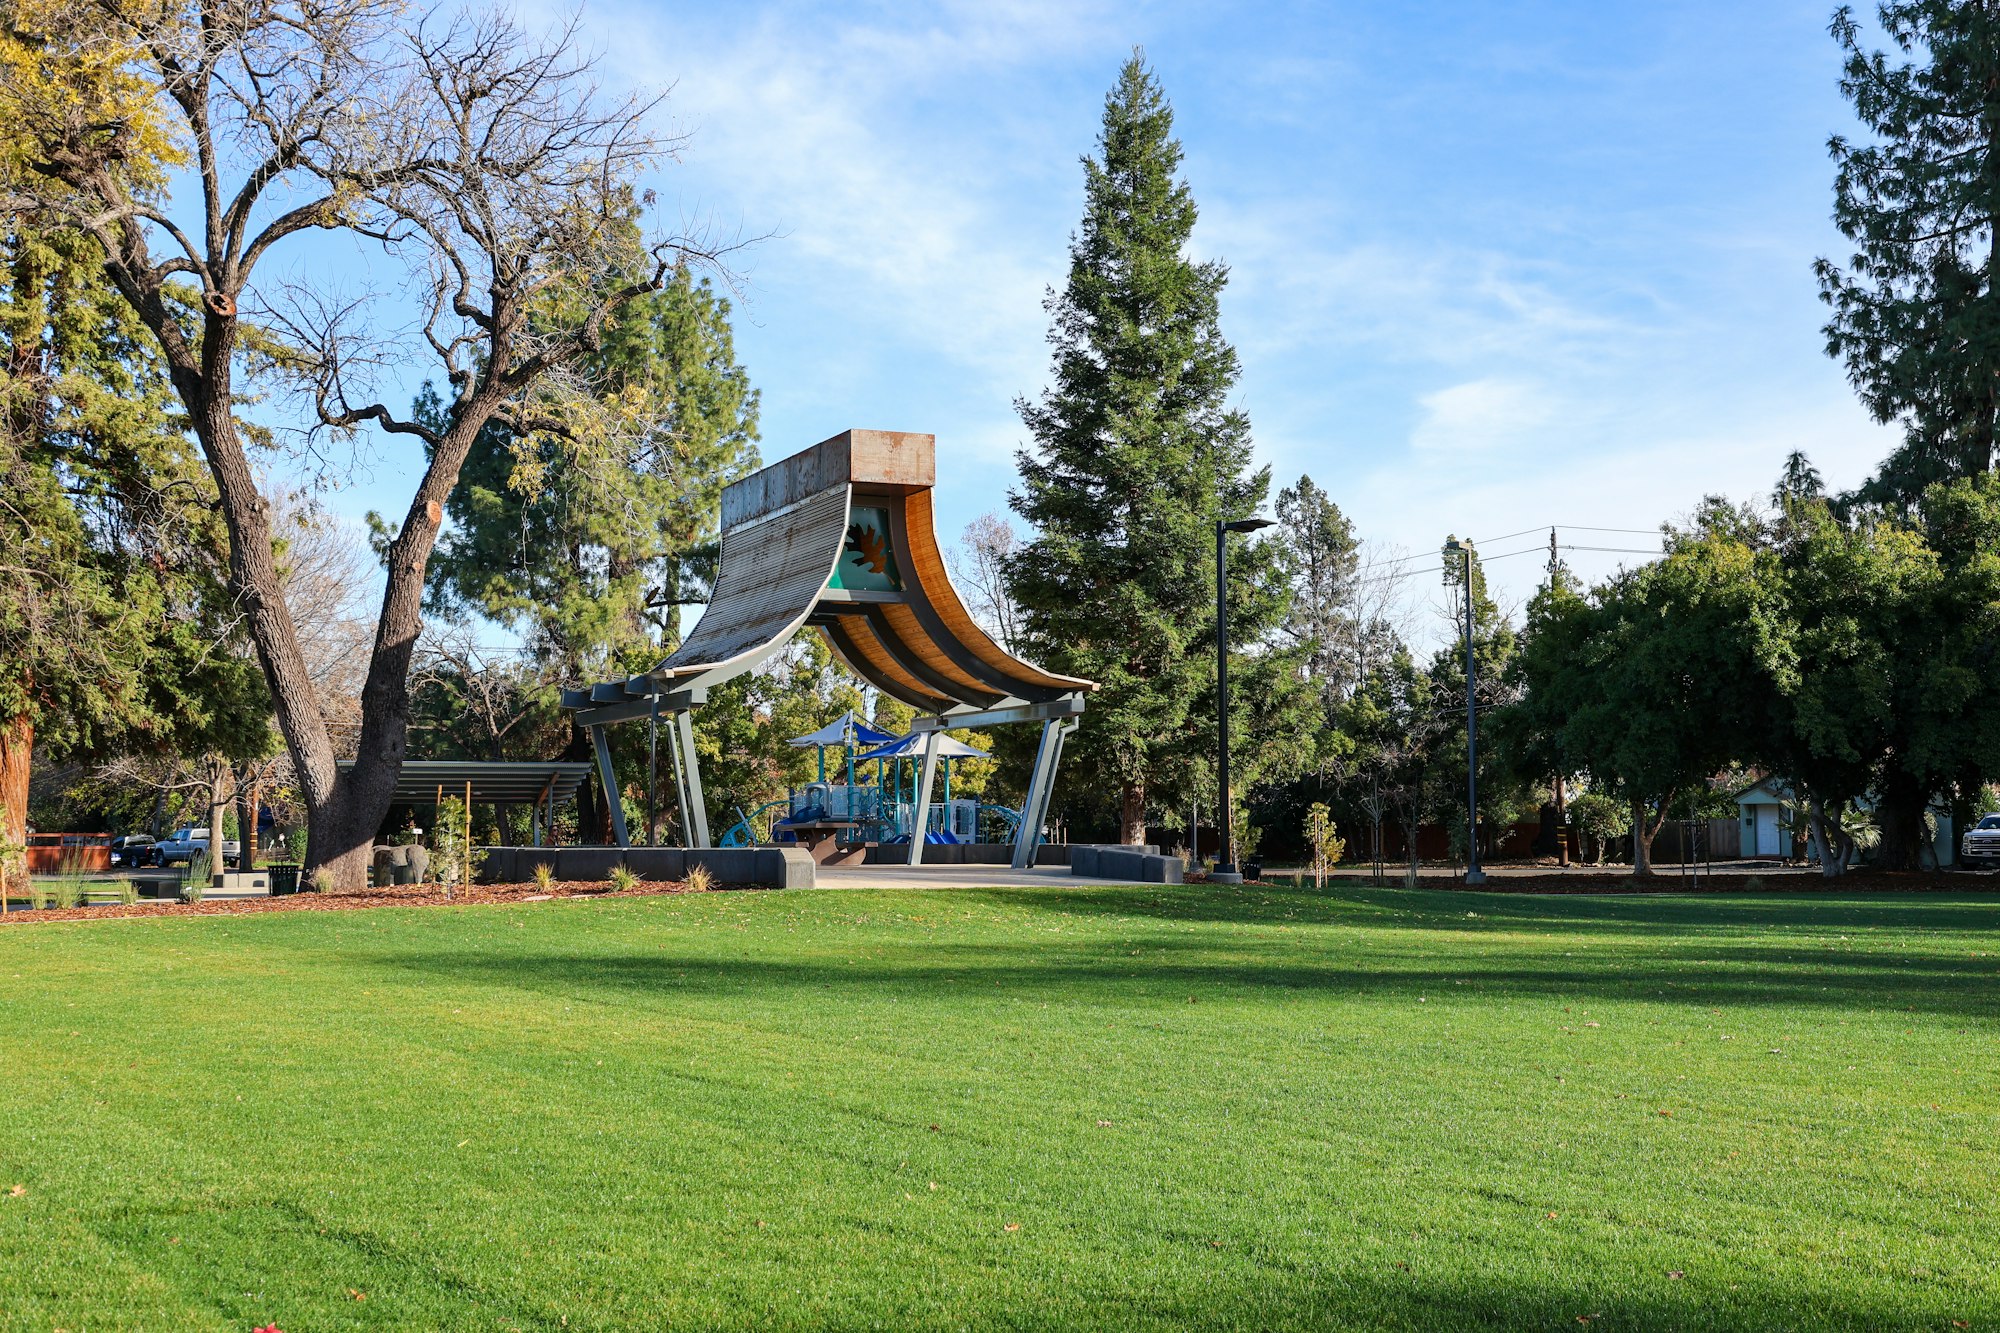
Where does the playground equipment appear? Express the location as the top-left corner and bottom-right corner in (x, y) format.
(714, 720), (1025, 853)
(563, 431), (1095, 867)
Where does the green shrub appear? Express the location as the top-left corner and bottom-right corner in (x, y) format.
(684, 863), (714, 894)
(310, 867), (335, 895)
(50, 879), (81, 909)
(532, 862), (555, 891)
(608, 864), (638, 893)
(118, 881), (139, 906)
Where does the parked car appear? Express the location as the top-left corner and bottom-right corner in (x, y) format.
(150, 827), (241, 867)
(108, 836), (154, 868)
(1962, 814), (2000, 869)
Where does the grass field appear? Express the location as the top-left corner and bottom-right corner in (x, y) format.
(1, 884), (1996, 1331)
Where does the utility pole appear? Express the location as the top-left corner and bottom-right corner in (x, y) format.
(1446, 539), (1485, 885)
(1547, 528), (1568, 867)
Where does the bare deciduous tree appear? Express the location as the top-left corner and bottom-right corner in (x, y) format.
(948, 512), (1022, 654)
(12, 0), (723, 885)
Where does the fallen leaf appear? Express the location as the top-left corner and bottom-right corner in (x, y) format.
(755, 1220), (766, 1228)
(1657, 1110), (1673, 1118)
(1394, 1261), (1410, 1270)
(1952, 1322), (1969, 1329)
(929, 1181), (938, 1190)
(928, 1124), (941, 1132)
(1668, 1270), (1684, 1280)
(1004, 1222), (1020, 1232)
(1096, 1119), (1113, 1127)
(6, 1184), (23, 1198)
(1584, 1021), (1600, 1028)
(1208, 1239), (1223, 1249)
(347, 1289), (367, 1301)
(1546, 1212), (1559, 1219)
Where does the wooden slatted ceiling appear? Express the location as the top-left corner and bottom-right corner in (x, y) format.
(895, 490), (1097, 695)
(819, 618), (952, 712)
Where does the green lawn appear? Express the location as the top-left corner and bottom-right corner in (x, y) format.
(1, 885), (1996, 1331)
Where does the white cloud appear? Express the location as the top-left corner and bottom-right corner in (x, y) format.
(1409, 378), (1558, 457)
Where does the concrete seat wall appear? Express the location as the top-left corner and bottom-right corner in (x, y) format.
(479, 846), (814, 889)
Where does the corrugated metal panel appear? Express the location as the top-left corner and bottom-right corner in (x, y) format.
(654, 483), (850, 687)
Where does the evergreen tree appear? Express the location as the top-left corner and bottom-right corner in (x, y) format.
(0, 221), (270, 882)
(413, 261), (759, 840)
(1009, 53), (1296, 845)
(1274, 475), (1361, 718)
(1818, 2), (2000, 505)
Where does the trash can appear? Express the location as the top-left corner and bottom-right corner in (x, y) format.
(267, 862), (302, 896)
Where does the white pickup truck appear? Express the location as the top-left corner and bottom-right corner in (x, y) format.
(150, 827), (241, 867)
(1962, 813), (2000, 869)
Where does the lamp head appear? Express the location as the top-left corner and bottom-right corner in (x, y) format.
(1222, 517), (1275, 534)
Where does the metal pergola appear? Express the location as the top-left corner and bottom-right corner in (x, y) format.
(336, 760), (594, 847)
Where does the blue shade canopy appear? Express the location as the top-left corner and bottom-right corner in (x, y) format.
(854, 731), (987, 762)
(788, 709), (897, 749)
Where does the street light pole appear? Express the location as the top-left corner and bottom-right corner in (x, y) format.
(1446, 539), (1486, 886)
(1214, 515), (1273, 885)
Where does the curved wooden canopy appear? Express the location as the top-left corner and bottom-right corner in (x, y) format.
(563, 430), (1094, 722)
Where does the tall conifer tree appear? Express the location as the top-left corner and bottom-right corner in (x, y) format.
(1010, 54), (1291, 845)
(1818, 2), (2000, 504)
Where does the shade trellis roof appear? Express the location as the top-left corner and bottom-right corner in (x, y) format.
(564, 431), (1095, 722)
(336, 760), (592, 805)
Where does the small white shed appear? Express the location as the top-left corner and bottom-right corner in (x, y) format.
(1735, 776), (1959, 866)
(1735, 777), (1792, 859)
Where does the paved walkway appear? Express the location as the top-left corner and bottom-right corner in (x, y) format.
(812, 863), (1104, 890)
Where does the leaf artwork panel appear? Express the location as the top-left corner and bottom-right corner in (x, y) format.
(831, 507), (901, 592)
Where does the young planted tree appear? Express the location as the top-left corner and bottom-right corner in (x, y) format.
(8, 0), (720, 885)
(1010, 53), (1295, 844)
(1819, 2), (2000, 505)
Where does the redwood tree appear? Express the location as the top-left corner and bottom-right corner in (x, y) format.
(1009, 53), (1293, 845)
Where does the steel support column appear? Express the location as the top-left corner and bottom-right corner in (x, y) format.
(675, 710), (711, 848)
(589, 724), (630, 848)
(1011, 717), (1075, 869)
(907, 728), (945, 866)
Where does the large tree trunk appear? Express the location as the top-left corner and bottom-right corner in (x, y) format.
(1631, 797), (1656, 877)
(0, 711), (28, 893)
(1119, 783), (1147, 846)
(180, 319), (503, 890)
(1874, 770), (1929, 871)
(207, 772), (228, 888)
(1808, 795), (1843, 880)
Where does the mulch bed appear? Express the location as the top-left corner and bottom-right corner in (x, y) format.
(0, 880), (708, 927)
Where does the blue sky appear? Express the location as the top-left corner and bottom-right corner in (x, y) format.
(304, 0), (1895, 625)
